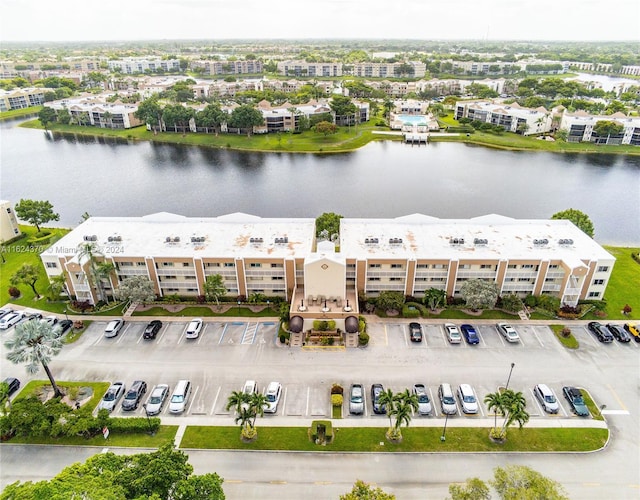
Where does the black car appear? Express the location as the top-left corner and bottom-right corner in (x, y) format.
(587, 322), (614, 343)
(606, 324), (631, 343)
(143, 320), (163, 339)
(371, 384), (386, 414)
(409, 322), (423, 342)
(121, 380), (147, 411)
(562, 386), (590, 417)
(2, 377), (20, 397)
(54, 320), (73, 338)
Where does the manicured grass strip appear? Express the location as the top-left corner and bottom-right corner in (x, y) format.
(581, 392), (605, 421)
(64, 320), (93, 344)
(602, 246), (640, 321)
(550, 324), (580, 349)
(0, 106), (43, 120)
(132, 306), (276, 317)
(8, 426), (178, 448)
(17, 380), (110, 410)
(180, 426), (608, 452)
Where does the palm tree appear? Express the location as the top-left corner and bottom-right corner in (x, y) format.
(484, 391), (505, 432)
(95, 262), (116, 304)
(204, 274), (226, 306)
(76, 242), (106, 303)
(377, 388), (396, 428)
(391, 401), (413, 437)
(5, 320), (64, 398)
(249, 392), (268, 429)
(500, 390), (529, 437)
(226, 390), (250, 414)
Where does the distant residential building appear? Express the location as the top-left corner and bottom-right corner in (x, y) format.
(0, 201), (21, 243)
(455, 100), (552, 135)
(44, 95), (143, 129)
(277, 61), (343, 77)
(350, 61), (426, 78)
(569, 62), (640, 77)
(0, 58), (102, 78)
(107, 57), (181, 74)
(560, 111), (640, 145)
(192, 59), (263, 76)
(0, 87), (48, 111)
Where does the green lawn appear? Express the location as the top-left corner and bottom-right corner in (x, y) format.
(602, 246), (640, 320)
(16, 380), (111, 410)
(9, 426), (178, 447)
(549, 324), (580, 349)
(0, 226), (71, 312)
(0, 106), (43, 121)
(181, 425), (608, 453)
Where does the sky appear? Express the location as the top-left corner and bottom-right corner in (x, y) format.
(1, 0), (638, 42)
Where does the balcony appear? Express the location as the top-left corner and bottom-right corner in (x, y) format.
(156, 268), (196, 276)
(457, 270), (497, 279)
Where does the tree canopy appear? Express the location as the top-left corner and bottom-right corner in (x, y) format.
(315, 212), (343, 239)
(14, 199), (60, 233)
(114, 276), (156, 304)
(1, 444), (226, 499)
(340, 479), (395, 500)
(10, 264), (42, 298)
(459, 279), (499, 310)
(228, 104), (264, 135)
(551, 208), (595, 238)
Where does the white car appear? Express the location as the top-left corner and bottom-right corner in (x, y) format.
(413, 384), (432, 415)
(184, 318), (203, 339)
(145, 384), (169, 415)
(98, 382), (126, 412)
(104, 319), (125, 338)
(0, 311), (25, 330)
(241, 380), (258, 410)
(457, 384), (478, 414)
(264, 381), (282, 413)
(534, 384), (559, 414)
(497, 322), (520, 343)
(444, 323), (462, 344)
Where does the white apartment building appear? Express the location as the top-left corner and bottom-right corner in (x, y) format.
(0, 201), (21, 243)
(44, 95), (143, 129)
(276, 61), (343, 77)
(560, 111), (640, 146)
(191, 60), (263, 75)
(107, 57), (181, 74)
(455, 100), (553, 135)
(40, 213), (614, 309)
(0, 87), (49, 111)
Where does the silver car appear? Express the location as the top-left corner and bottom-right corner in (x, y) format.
(98, 382), (126, 412)
(497, 322), (520, 343)
(104, 319), (124, 338)
(444, 323), (462, 344)
(413, 384), (432, 415)
(349, 384), (364, 415)
(145, 384), (169, 415)
(457, 384), (478, 414)
(534, 384), (559, 414)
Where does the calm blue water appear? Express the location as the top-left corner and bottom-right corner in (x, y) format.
(1, 119), (639, 245)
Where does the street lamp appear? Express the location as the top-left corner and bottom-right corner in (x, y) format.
(237, 300), (241, 315)
(267, 300), (270, 312)
(505, 362), (515, 391)
(64, 308), (69, 321)
(142, 403), (154, 436)
(440, 412), (449, 442)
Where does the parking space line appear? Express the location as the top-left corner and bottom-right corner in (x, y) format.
(428, 387), (438, 417)
(518, 330), (526, 347)
(210, 386), (221, 415)
(187, 385), (199, 414)
(528, 388), (544, 416)
(305, 387), (310, 416)
(531, 327), (544, 347)
(177, 327), (184, 345)
(115, 323), (131, 344)
(478, 331), (487, 348)
(282, 387), (288, 414)
(553, 389), (568, 417)
(218, 323), (229, 345)
(607, 384), (628, 411)
(495, 328), (506, 347)
(136, 329), (144, 344)
(197, 324), (207, 345)
(383, 325), (388, 346)
(157, 324), (169, 342)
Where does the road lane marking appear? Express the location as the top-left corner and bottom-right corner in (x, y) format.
(186, 385), (199, 414)
(157, 323), (169, 342)
(305, 387), (310, 416)
(606, 384), (628, 411)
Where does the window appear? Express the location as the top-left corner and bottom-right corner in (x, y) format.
(224, 262), (235, 268)
(271, 276), (284, 281)
(549, 264), (559, 269)
(588, 291), (601, 298)
(508, 264), (517, 269)
(136, 262), (146, 266)
(597, 266), (609, 272)
(390, 277), (402, 281)
(183, 262), (191, 267)
(522, 264), (534, 269)
(250, 263), (262, 268)
(416, 264), (428, 269)
(162, 262), (174, 267)
(459, 264), (470, 269)
(369, 264), (381, 268)
(593, 279), (605, 285)
(390, 264), (403, 269)
(206, 262), (220, 267)
(480, 264), (493, 269)
(271, 263), (283, 268)
(368, 277), (381, 281)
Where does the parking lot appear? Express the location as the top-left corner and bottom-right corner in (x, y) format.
(1, 318), (637, 425)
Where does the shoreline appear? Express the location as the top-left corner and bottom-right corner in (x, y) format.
(19, 119), (640, 156)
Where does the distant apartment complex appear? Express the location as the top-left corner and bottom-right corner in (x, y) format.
(191, 59), (263, 76)
(0, 201), (21, 243)
(454, 100), (553, 135)
(276, 61), (427, 78)
(569, 62), (640, 77)
(107, 57), (181, 74)
(0, 87), (48, 111)
(560, 111), (640, 145)
(44, 95), (143, 129)
(41, 213), (614, 309)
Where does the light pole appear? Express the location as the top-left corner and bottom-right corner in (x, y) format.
(505, 362), (515, 391)
(64, 308), (69, 321)
(266, 300), (270, 312)
(440, 412), (449, 442)
(237, 300), (241, 316)
(142, 403), (154, 436)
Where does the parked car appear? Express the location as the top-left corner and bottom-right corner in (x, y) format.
(408, 322), (423, 342)
(457, 384), (478, 414)
(145, 384), (169, 415)
(0, 308), (14, 321)
(2, 377), (20, 396)
(533, 384), (559, 414)
(98, 382), (126, 412)
(41, 315), (58, 327)
(624, 323), (640, 342)
(496, 322), (520, 343)
(587, 322), (614, 343)
(349, 384), (364, 415)
(143, 320), (163, 339)
(104, 319), (125, 338)
(606, 324), (631, 343)
(168, 379), (191, 413)
(562, 386), (589, 417)
(184, 318), (203, 339)
(371, 383), (386, 414)
(460, 324), (480, 345)
(264, 381), (282, 414)
(444, 323), (462, 344)
(122, 380), (147, 411)
(241, 380), (257, 409)
(413, 384), (432, 415)
(26, 312), (43, 322)
(0, 311), (25, 330)
(54, 320), (73, 337)
(438, 383), (457, 415)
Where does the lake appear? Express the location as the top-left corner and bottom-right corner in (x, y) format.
(1, 120), (639, 245)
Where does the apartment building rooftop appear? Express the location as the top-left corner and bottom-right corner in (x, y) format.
(339, 214), (612, 264)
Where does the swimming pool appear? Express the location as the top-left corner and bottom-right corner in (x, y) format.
(397, 114), (428, 125)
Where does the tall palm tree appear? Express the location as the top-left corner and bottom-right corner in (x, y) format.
(226, 390), (250, 414)
(500, 390), (529, 436)
(484, 391), (505, 431)
(392, 401), (413, 435)
(249, 392), (268, 428)
(77, 242), (105, 303)
(377, 388), (396, 429)
(5, 320), (64, 398)
(95, 262), (116, 304)
(397, 388), (419, 414)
